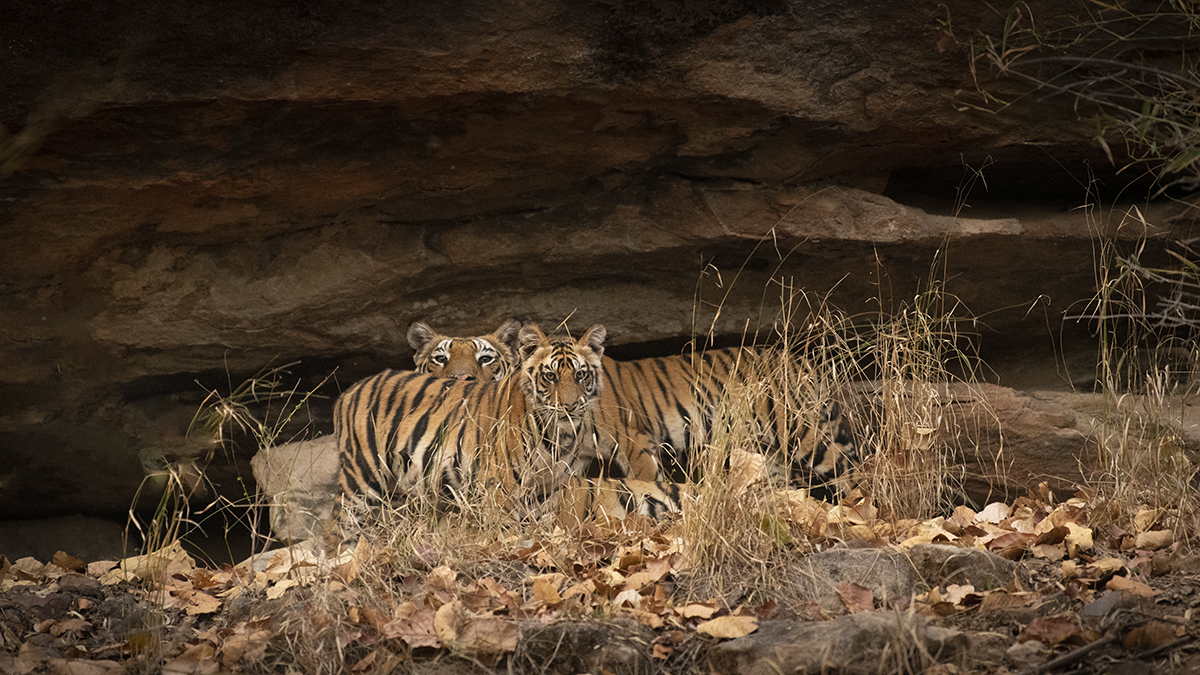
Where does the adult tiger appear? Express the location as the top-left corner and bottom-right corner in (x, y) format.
(410, 324), (856, 498)
(407, 318), (521, 381)
(335, 322), (681, 525)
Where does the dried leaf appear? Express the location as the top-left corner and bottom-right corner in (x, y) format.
(697, 615), (758, 639)
(456, 617), (518, 656)
(1133, 508), (1163, 533)
(899, 518), (957, 548)
(621, 608), (665, 629)
(45, 659), (125, 675)
(100, 541), (195, 587)
(612, 589), (644, 609)
(837, 582), (874, 613)
(172, 589), (221, 615)
(163, 644), (219, 675)
(1017, 616), (1080, 646)
(942, 584), (977, 606)
(1086, 557), (1127, 573)
(728, 449), (769, 492)
(1034, 525), (1069, 544)
(48, 618), (91, 637)
(358, 607), (390, 633)
(1134, 530), (1173, 551)
(986, 532), (1035, 559)
(1064, 522), (1093, 557)
(1123, 620), (1176, 651)
(979, 591), (1040, 612)
(948, 506), (977, 528)
(265, 578), (295, 601)
(383, 608), (439, 648)
(561, 580), (595, 604)
(532, 578), (562, 605)
(1031, 543), (1065, 560)
(219, 626), (271, 667)
(434, 600), (466, 644)
(1106, 575), (1156, 597)
(931, 602), (957, 617)
(51, 552), (86, 574)
(677, 603), (717, 619)
(622, 557), (671, 591)
(978, 502), (1011, 523)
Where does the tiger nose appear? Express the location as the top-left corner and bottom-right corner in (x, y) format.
(453, 373), (476, 381)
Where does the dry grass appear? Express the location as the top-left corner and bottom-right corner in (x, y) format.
(679, 270), (984, 605)
(1071, 211), (1200, 545)
(111, 364), (333, 672)
(945, 0), (1200, 544)
(952, 0), (1200, 194)
(857, 265), (984, 524)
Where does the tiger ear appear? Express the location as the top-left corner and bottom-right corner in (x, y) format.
(493, 318), (522, 354)
(579, 324), (607, 358)
(407, 321), (436, 351)
(518, 323), (547, 361)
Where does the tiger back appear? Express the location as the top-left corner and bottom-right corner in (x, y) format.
(335, 322), (680, 525)
(603, 345), (858, 498)
(408, 319), (522, 382)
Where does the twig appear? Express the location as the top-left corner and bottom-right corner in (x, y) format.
(1018, 633), (1119, 675)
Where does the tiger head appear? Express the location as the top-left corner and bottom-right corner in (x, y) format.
(517, 323), (606, 434)
(408, 318), (522, 381)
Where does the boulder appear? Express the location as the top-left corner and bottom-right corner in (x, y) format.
(250, 436), (340, 543)
(708, 612), (968, 675)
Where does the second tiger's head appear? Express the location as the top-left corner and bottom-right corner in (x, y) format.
(408, 318), (522, 382)
(517, 323), (606, 419)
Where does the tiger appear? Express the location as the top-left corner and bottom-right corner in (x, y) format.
(409, 324), (857, 499)
(407, 318), (521, 381)
(335, 322), (683, 527)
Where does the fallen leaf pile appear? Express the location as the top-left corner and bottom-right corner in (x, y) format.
(1, 481), (1196, 672)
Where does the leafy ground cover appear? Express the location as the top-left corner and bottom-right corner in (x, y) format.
(3, 476), (1197, 674)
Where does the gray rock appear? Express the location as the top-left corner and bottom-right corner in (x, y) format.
(250, 435), (340, 543)
(709, 613), (968, 675)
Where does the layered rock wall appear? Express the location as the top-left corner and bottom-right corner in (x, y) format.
(1, 0), (1194, 523)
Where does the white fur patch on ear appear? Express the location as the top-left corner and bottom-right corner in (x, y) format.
(580, 324), (606, 357)
(518, 323), (546, 359)
(494, 318), (522, 351)
(407, 321), (437, 351)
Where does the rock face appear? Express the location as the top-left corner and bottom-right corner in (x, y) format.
(1, 1), (1195, 523)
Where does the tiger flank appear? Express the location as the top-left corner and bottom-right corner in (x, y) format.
(407, 318), (521, 381)
(601, 346), (858, 499)
(333, 322), (680, 534)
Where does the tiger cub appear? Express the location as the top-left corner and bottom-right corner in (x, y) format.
(409, 320), (664, 483)
(335, 322), (681, 525)
(407, 318), (521, 381)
